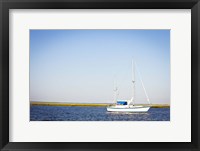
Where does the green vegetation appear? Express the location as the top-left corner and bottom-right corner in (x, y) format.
(30, 102), (107, 107)
(30, 101), (170, 108)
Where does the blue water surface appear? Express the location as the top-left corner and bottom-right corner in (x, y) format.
(30, 106), (170, 121)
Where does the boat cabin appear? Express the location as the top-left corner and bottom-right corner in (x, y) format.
(117, 100), (128, 105)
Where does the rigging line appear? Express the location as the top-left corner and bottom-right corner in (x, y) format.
(135, 63), (151, 104)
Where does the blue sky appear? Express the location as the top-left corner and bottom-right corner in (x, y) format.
(30, 30), (170, 104)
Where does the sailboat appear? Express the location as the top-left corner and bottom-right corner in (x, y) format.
(107, 60), (151, 112)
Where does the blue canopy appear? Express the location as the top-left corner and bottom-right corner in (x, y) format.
(117, 100), (127, 105)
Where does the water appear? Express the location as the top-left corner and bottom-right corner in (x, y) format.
(30, 106), (170, 121)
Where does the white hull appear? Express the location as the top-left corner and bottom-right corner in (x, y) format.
(107, 106), (150, 112)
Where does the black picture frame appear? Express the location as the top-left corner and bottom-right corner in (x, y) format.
(0, 0), (199, 151)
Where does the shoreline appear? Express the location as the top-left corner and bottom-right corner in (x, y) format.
(30, 102), (170, 108)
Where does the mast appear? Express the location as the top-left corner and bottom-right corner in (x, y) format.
(132, 59), (135, 105)
(113, 79), (118, 103)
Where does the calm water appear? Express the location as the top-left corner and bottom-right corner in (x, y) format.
(30, 106), (170, 121)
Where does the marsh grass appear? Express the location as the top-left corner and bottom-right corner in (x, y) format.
(30, 101), (170, 108)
